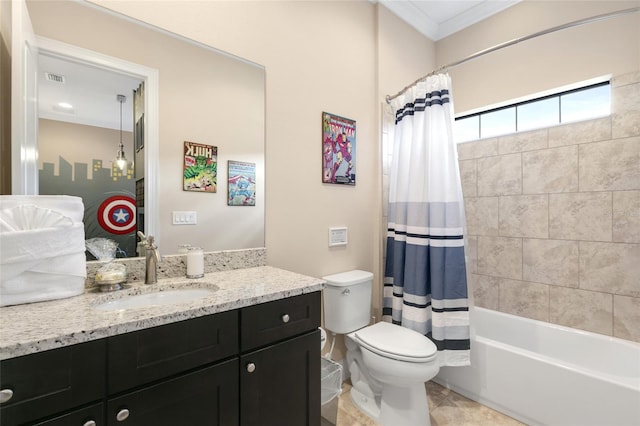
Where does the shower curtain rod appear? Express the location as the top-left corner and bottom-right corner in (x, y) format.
(385, 6), (640, 104)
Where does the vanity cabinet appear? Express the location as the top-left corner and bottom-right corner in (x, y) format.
(0, 291), (321, 426)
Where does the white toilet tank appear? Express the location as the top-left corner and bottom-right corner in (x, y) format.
(322, 270), (373, 334)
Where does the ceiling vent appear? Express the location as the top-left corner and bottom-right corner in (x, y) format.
(45, 72), (65, 84)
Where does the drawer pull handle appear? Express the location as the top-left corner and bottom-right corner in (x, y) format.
(83, 421), (97, 426)
(281, 314), (290, 323)
(0, 389), (13, 403)
(116, 408), (130, 422)
(247, 362), (256, 373)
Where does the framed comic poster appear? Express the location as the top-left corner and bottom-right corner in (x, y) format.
(322, 112), (356, 185)
(183, 141), (217, 192)
(228, 161), (256, 206)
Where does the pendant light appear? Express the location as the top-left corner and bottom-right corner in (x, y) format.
(115, 94), (127, 171)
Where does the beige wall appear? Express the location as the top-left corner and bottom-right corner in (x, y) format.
(437, 0), (640, 114)
(38, 119), (133, 179)
(459, 72), (640, 342)
(88, 0), (380, 278)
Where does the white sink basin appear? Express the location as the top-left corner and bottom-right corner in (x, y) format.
(93, 288), (215, 311)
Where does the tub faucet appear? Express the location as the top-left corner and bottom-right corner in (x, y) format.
(144, 235), (161, 284)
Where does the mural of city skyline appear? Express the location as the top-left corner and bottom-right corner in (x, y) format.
(39, 156), (138, 259)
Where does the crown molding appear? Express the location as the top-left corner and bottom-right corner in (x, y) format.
(379, 0), (521, 41)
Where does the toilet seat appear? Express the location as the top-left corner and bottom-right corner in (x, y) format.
(354, 322), (438, 363)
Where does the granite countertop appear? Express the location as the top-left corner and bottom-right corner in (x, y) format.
(0, 266), (325, 361)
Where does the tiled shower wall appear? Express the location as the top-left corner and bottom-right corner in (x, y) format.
(381, 71), (639, 344)
(458, 71), (640, 343)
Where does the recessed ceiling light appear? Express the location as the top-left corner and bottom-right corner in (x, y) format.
(57, 102), (73, 109)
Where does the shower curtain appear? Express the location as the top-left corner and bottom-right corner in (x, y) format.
(383, 73), (470, 367)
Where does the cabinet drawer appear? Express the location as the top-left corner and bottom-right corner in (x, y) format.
(241, 292), (320, 352)
(33, 402), (104, 426)
(108, 310), (238, 394)
(0, 339), (106, 426)
(107, 358), (238, 426)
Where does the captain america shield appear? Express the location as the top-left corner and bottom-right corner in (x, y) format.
(97, 195), (136, 235)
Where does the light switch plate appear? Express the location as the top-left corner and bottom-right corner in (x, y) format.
(172, 211), (197, 225)
(329, 227), (348, 247)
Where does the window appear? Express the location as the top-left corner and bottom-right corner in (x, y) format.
(518, 97), (559, 132)
(454, 81), (610, 143)
(481, 107), (515, 138)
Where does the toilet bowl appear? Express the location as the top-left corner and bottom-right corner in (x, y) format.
(349, 322), (439, 426)
(322, 270), (439, 426)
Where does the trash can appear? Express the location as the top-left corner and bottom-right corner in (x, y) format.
(320, 357), (343, 426)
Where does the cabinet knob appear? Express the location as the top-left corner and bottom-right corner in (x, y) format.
(281, 314), (290, 323)
(116, 408), (130, 422)
(83, 421), (97, 426)
(0, 389), (13, 403)
(246, 362), (256, 373)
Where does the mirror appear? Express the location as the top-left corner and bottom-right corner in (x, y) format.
(24, 0), (265, 256)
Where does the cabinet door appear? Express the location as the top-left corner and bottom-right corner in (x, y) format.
(107, 358), (238, 426)
(0, 339), (106, 426)
(108, 310), (238, 394)
(240, 330), (320, 426)
(33, 402), (104, 426)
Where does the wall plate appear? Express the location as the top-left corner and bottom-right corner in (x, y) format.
(172, 211), (197, 225)
(329, 227), (348, 247)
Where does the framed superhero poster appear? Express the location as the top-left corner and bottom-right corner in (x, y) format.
(322, 112), (356, 185)
(228, 161), (256, 206)
(183, 141), (217, 192)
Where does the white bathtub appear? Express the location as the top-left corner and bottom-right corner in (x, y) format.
(434, 307), (640, 426)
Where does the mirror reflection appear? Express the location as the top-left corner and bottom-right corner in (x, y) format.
(27, 0), (265, 256)
(38, 54), (143, 257)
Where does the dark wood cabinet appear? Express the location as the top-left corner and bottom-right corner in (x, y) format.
(240, 291), (321, 426)
(0, 339), (105, 425)
(241, 291), (321, 351)
(33, 403), (104, 426)
(107, 310), (238, 394)
(106, 359), (238, 426)
(240, 331), (320, 426)
(0, 291), (321, 426)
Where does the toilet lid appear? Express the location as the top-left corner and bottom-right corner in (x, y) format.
(354, 322), (438, 363)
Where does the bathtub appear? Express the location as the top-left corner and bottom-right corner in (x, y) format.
(434, 307), (640, 426)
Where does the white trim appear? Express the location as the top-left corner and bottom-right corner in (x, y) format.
(11, 0), (38, 195)
(33, 36), (160, 246)
(379, 0), (521, 41)
(455, 74), (612, 118)
(72, 0), (264, 71)
(438, 1), (521, 41)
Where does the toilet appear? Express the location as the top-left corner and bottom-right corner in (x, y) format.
(322, 270), (439, 426)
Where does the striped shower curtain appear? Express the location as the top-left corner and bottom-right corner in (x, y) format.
(383, 73), (470, 367)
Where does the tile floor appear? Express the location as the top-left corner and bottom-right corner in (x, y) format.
(329, 381), (525, 426)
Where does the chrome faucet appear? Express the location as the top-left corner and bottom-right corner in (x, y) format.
(144, 235), (161, 284)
